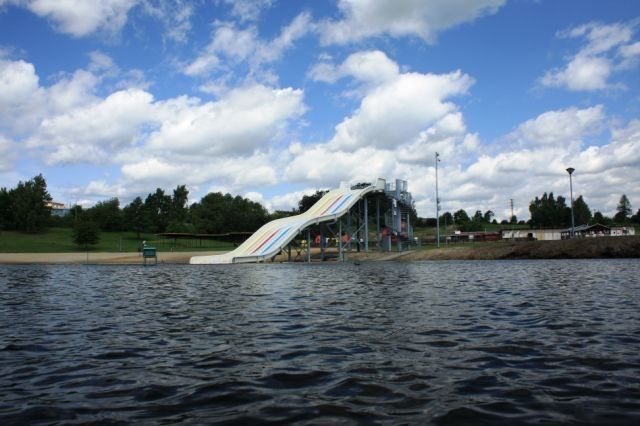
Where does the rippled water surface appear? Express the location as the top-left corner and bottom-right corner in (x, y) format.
(1, 260), (640, 424)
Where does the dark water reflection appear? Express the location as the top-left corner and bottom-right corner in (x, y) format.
(1, 260), (640, 424)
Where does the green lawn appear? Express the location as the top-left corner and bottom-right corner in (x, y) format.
(0, 228), (234, 253)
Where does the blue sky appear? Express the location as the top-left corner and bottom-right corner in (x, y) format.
(1, 0), (639, 220)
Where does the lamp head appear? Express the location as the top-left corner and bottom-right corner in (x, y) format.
(566, 167), (575, 175)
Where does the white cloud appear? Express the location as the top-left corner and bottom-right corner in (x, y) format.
(183, 12), (312, 79)
(148, 84), (305, 156)
(541, 55), (612, 91)
(309, 50), (399, 86)
(328, 68), (473, 151)
(0, 136), (16, 172)
(220, 0), (272, 22)
(26, 0), (138, 37)
(142, 0), (194, 43)
(29, 89), (155, 164)
(0, 58), (47, 133)
(2, 53), (308, 170)
(442, 110), (640, 219)
(508, 105), (605, 147)
(541, 21), (639, 91)
(320, 0), (506, 45)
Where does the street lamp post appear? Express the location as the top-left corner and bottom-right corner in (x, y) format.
(566, 167), (575, 238)
(435, 152), (441, 248)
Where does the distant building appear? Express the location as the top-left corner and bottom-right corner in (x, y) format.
(501, 229), (562, 241)
(449, 231), (501, 242)
(560, 223), (611, 239)
(611, 226), (636, 237)
(45, 201), (70, 217)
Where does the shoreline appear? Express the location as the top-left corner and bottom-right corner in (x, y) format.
(0, 251), (225, 265)
(1, 237), (638, 265)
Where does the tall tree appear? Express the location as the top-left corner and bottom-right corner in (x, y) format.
(453, 209), (470, 224)
(0, 187), (10, 231)
(9, 174), (52, 233)
(86, 198), (122, 231)
(440, 211), (453, 225)
(123, 197), (147, 240)
(573, 195), (592, 225)
(191, 192), (268, 234)
(169, 185), (189, 224)
(529, 192), (571, 228)
(144, 188), (172, 233)
(614, 194), (632, 223)
(483, 210), (494, 223)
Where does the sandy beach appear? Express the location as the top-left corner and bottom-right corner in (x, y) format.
(0, 251), (226, 265)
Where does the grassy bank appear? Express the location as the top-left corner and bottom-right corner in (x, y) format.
(404, 236), (640, 260)
(0, 228), (234, 253)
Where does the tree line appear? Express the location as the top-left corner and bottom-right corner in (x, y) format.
(2, 176), (638, 239)
(414, 193), (640, 231)
(0, 175), (271, 237)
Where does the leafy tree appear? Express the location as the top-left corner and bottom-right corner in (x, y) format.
(269, 210), (297, 221)
(510, 215), (517, 224)
(191, 192), (268, 234)
(453, 209), (470, 224)
(298, 190), (330, 214)
(592, 211), (613, 225)
(123, 197), (147, 239)
(86, 198), (122, 231)
(59, 205), (83, 228)
(573, 195), (592, 226)
(614, 194), (632, 223)
(483, 210), (494, 223)
(144, 188), (172, 233)
(632, 209), (640, 224)
(0, 187), (10, 231)
(350, 182), (372, 189)
(169, 185), (189, 223)
(73, 219), (100, 249)
(440, 211), (453, 225)
(529, 192), (571, 228)
(9, 174), (52, 233)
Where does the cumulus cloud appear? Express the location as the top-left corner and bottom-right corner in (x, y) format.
(220, 0), (272, 22)
(320, 0), (506, 45)
(445, 109), (640, 219)
(283, 51), (482, 214)
(309, 50), (399, 86)
(147, 85), (305, 156)
(1, 54), (306, 203)
(540, 21), (639, 91)
(0, 136), (16, 172)
(183, 12), (312, 79)
(142, 0), (194, 43)
(28, 89), (155, 164)
(0, 58), (43, 130)
(25, 0), (138, 37)
(507, 105), (605, 148)
(321, 52), (474, 151)
(3, 0), (196, 41)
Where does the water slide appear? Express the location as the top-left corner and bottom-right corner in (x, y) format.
(190, 180), (385, 264)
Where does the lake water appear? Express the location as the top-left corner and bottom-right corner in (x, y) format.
(1, 260), (639, 424)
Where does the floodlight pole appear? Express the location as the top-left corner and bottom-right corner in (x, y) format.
(566, 167), (575, 238)
(435, 152), (441, 248)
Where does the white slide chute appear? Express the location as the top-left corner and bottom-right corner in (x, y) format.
(190, 180), (384, 264)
